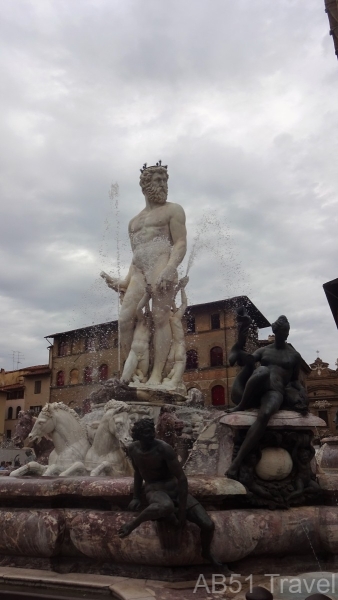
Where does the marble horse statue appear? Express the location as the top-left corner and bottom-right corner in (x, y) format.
(13, 409), (54, 465)
(61, 400), (133, 477)
(10, 403), (91, 477)
(10, 401), (133, 478)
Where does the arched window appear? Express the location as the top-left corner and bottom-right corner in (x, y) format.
(56, 371), (65, 386)
(16, 406), (21, 419)
(186, 349), (198, 370)
(211, 385), (225, 406)
(7, 407), (13, 420)
(70, 369), (79, 385)
(99, 364), (108, 381)
(210, 346), (223, 367)
(84, 366), (93, 384)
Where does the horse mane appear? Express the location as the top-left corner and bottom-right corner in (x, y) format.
(104, 399), (130, 415)
(40, 402), (85, 430)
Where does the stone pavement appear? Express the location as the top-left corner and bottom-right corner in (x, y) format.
(0, 567), (337, 600)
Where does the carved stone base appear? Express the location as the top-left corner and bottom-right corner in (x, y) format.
(219, 411), (326, 509)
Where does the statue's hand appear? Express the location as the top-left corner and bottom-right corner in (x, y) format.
(127, 498), (141, 512)
(156, 266), (175, 293)
(100, 272), (127, 293)
(118, 523), (133, 538)
(178, 275), (189, 289)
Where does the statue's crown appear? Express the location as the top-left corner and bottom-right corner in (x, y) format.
(140, 160), (168, 173)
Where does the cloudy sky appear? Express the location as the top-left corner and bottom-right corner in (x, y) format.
(0, 0), (337, 371)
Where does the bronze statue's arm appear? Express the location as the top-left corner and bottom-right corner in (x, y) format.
(229, 306), (256, 367)
(133, 467), (143, 501)
(127, 459), (143, 511)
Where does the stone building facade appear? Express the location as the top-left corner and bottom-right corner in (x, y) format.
(46, 296), (270, 409)
(46, 321), (119, 408)
(0, 365), (51, 440)
(306, 356), (338, 435)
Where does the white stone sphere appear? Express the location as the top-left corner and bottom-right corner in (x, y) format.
(255, 447), (293, 481)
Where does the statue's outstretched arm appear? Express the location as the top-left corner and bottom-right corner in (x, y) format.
(229, 306), (259, 406)
(229, 306), (256, 367)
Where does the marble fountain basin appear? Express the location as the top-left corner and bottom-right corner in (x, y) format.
(0, 474), (336, 571)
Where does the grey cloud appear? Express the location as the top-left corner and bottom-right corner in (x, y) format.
(0, 0), (337, 370)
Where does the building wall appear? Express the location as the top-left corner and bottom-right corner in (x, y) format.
(4, 398), (24, 439)
(0, 367), (50, 440)
(49, 324), (119, 408)
(306, 357), (338, 435)
(24, 373), (51, 413)
(48, 301), (260, 409)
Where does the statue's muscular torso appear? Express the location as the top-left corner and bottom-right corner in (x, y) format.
(128, 439), (176, 484)
(129, 202), (182, 249)
(254, 343), (301, 394)
(128, 202), (185, 279)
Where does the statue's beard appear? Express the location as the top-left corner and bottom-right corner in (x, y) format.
(146, 182), (168, 204)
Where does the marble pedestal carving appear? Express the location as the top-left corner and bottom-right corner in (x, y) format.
(185, 410), (326, 509)
(221, 410), (326, 508)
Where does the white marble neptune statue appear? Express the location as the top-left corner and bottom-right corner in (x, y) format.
(101, 161), (187, 393)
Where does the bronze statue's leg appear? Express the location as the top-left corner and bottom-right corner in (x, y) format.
(227, 390), (283, 479)
(186, 504), (229, 571)
(119, 491), (176, 538)
(227, 366), (270, 413)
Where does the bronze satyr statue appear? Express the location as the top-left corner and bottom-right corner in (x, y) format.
(227, 308), (309, 480)
(118, 418), (226, 570)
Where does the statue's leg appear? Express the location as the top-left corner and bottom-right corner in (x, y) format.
(118, 491), (175, 538)
(227, 390), (283, 479)
(10, 462), (47, 477)
(186, 503), (230, 571)
(138, 351), (150, 381)
(163, 339), (175, 377)
(44, 464), (64, 476)
(144, 253), (176, 386)
(121, 349), (139, 383)
(227, 366), (270, 413)
(119, 270), (145, 362)
(147, 298), (175, 386)
(59, 462), (87, 477)
(90, 461), (113, 477)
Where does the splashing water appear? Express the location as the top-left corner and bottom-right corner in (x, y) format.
(300, 519), (323, 573)
(184, 210), (250, 301)
(109, 182), (121, 375)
